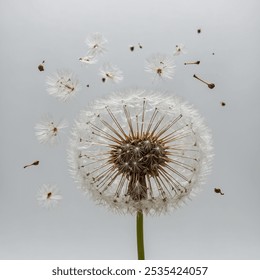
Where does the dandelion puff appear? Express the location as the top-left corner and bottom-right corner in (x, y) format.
(173, 43), (187, 56)
(46, 70), (81, 102)
(35, 115), (67, 145)
(37, 184), (62, 209)
(145, 53), (176, 81)
(68, 89), (213, 215)
(85, 32), (107, 56)
(99, 63), (123, 83)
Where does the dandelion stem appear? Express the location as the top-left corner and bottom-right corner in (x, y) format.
(136, 210), (145, 260)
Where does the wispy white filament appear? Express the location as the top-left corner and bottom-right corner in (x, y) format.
(37, 184), (62, 209)
(145, 53), (175, 80)
(85, 32), (107, 56)
(99, 63), (124, 83)
(46, 70), (80, 102)
(35, 115), (67, 145)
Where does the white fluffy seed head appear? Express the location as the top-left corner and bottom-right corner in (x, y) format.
(46, 70), (81, 102)
(145, 53), (176, 80)
(35, 115), (67, 145)
(37, 184), (62, 209)
(67, 89), (213, 215)
(99, 63), (124, 83)
(85, 32), (107, 56)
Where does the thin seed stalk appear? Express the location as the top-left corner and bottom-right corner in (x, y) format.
(136, 210), (145, 260)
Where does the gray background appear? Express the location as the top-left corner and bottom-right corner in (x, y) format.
(1, 0), (260, 259)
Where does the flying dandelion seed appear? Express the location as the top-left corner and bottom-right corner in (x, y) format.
(173, 44), (187, 56)
(24, 160), (40, 169)
(145, 53), (175, 81)
(214, 188), (224, 195)
(99, 63), (123, 83)
(37, 184), (62, 208)
(130, 44), (142, 52)
(193, 74), (215, 89)
(35, 116), (67, 145)
(79, 55), (97, 65)
(46, 70), (81, 102)
(184, 61), (200, 65)
(85, 32), (107, 56)
(68, 89), (213, 215)
(38, 60), (45, 71)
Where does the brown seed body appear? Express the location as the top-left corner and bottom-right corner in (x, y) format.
(38, 64), (44, 71)
(24, 160), (40, 168)
(214, 188), (224, 195)
(184, 61), (200, 65)
(193, 74), (215, 89)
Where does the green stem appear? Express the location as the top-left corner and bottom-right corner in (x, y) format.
(136, 210), (145, 260)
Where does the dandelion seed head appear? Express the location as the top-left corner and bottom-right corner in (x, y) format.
(68, 89), (213, 215)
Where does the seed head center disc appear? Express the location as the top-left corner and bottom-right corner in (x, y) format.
(111, 136), (167, 178)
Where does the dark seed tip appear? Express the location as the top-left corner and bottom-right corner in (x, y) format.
(38, 65), (44, 71)
(208, 83), (215, 89)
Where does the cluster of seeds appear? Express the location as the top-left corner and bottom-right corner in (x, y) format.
(30, 28), (221, 210)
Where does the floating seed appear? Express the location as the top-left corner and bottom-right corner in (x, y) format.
(184, 61), (200, 65)
(214, 188), (224, 195)
(24, 160), (40, 169)
(193, 74), (215, 89)
(38, 60), (45, 72)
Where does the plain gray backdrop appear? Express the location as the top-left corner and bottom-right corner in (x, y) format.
(1, 0), (260, 259)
